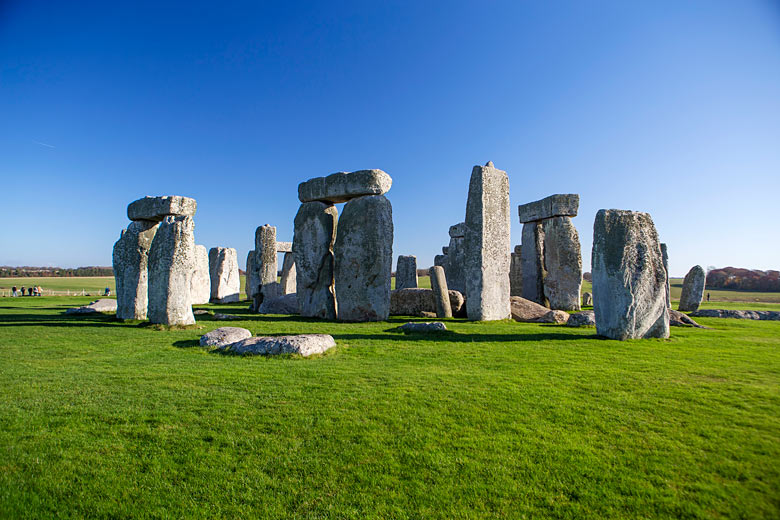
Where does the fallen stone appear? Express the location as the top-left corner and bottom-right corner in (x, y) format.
(113, 220), (159, 320)
(65, 299), (117, 314)
(396, 255), (418, 290)
(390, 288), (464, 316)
(298, 169), (392, 204)
(543, 310), (570, 324)
(276, 241), (293, 253)
(517, 194), (579, 223)
(669, 309), (708, 328)
(678, 265), (706, 312)
(689, 309), (780, 321)
(190, 245), (211, 305)
(429, 265), (452, 318)
(127, 195), (197, 222)
(214, 313), (242, 321)
(193, 309), (210, 315)
(399, 322), (448, 333)
(209, 247), (240, 303)
(582, 292), (593, 306)
(147, 215), (196, 326)
(542, 216), (582, 311)
(221, 334), (336, 357)
(510, 296), (553, 323)
(199, 327), (252, 348)
(566, 310), (596, 327)
(294, 202), (338, 319)
(258, 293), (299, 314)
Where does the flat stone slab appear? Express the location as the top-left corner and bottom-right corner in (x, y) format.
(669, 309), (708, 328)
(566, 310), (596, 327)
(220, 334), (336, 357)
(510, 296), (570, 324)
(127, 196), (197, 222)
(213, 313), (242, 320)
(276, 241), (293, 253)
(200, 327), (252, 348)
(689, 309), (780, 321)
(390, 288), (464, 316)
(65, 299), (117, 314)
(399, 322), (447, 333)
(517, 194), (579, 223)
(258, 293), (299, 314)
(298, 169), (392, 203)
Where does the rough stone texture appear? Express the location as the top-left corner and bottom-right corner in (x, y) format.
(127, 196), (197, 222)
(399, 322), (448, 333)
(434, 254), (447, 268)
(147, 215), (196, 326)
(396, 255), (418, 290)
(660, 243), (670, 308)
(678, 265), (706, 312)
(464, 162), (511, 321)
(113, 220), (159, 320)
(542, 216), (582, 311)
(293, 202), (338, 319)
(190, 245), (211, 305)
(582, 292), (593, 306)
(690, 309), (780, 321)
(334, 195), (393, 322)
(442, 246), (449, 255)
(213, 313), (241, 320)
(65, 299), (118, 314)
(449, 222), (466, 238)
(258, 293), (299, 315)
(510, 246), (523, 297)
(390, 288), (464, 316)
(429, 265), (452, 318)
(510, 296), (567, 323)
(246, 250), (258, 301)
(255, 225), (279, 305)
(276, 241), (293, 253)
(591, 209), (669, 340)
(544, 310), (570, 324)
(199, 327), (252, 348)
(444, 236), (466, 294)
(517, 194), (579, 223)
(566, 310), (596, 327)
(208, 247), (240, 303)
(669, 309), (708, 328)
(279, 252), (297, 295)
(298, 169), (392, 204)
(521, 222), (546, 305)
(222, 334), (336, 357)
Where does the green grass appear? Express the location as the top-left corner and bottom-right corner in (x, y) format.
(582, 279), (780, 305)
(0, 276), (115, 296)
(0, 297), (778, 518)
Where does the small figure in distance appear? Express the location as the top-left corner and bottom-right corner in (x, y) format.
(706, 292), (710, 302)
(37, 285), (43, 296)
(104, 287), (111, 297)
(28, 287), (33, 296)
(20, 286), (25, 297)
(32, 286), (38, 297)
(11, 286), (17, 297)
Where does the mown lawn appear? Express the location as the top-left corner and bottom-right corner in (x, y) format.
(0, 296), (778, 519)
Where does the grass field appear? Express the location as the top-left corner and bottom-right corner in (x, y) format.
(0, 296), (778, 518)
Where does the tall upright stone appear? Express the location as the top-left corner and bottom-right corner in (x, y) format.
(293, 202), (338, 319)
(660, 243), (670, 308)
(334, 195), (393, 321)
(521, 222), (546, 305)
(279, 252), (297, 295)
(190, 244), (211, 305)
(510, 245), (523, 297)
(209, 247), (240, 303)
(255, 225), (279, 304)
(444, 223), (467, 294)
(429, 265), (452, 318)
(396, 255), (418, 290)
(113, 220), (159, 320)
(147, 215), (196, 326)
(542, 217), (582, 311)
(678, 265), (705, 312)
(246, 250), (258, 301)
(464, 161), (511, 321)
(591, 209), (669, 340)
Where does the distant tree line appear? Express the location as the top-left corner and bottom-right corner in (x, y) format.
(706, 267), (780, 292)
(0, 266), (114, 277)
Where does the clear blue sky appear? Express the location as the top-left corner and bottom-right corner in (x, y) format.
(1, 1), (778, 276)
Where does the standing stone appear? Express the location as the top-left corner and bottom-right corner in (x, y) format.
(582, 292), (593, 306)
(190, 244), (211, 305)
(591, 209), (669, 340)
(113, 220), (159, 320)
(255, 225), (279, 304)
(521, 222), (546, 305)
(429, 265), (452, 318)
(334, 195), (393, 321)
(464, 162), (511, 321)
(147, 215), (196, 326)
(279, 252), (297, 295)
(209, 247), (240, 303)
(510, 245), (523, 297)
(678, 265), (706, 312)
(293, 202), (338, 319)
(434, 254), (447, 268)
(542, 216), (582, 311)
(444, 223), (467, 293)
(396, 255), (418, 290)
(246, 250), (258, 301)
(660, 243), (670, 308)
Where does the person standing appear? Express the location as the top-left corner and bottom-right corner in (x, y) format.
(38, 285), (43, 296)
(20, 286), (25, 296)
(12, 286), (17, 297)
(27, 287), (33, 296)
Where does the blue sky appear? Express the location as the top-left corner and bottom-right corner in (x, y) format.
(1, 1), (778, 276)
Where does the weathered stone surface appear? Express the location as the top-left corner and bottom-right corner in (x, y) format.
(669, 309), (708, 328)
(298, 169), (392, 204)
(442, 246), (449, 255)
(390, 288), (464, 316)
(591, 209), (669, 340)
(429, 265), (452, 318)
(65, 299), (117, 314)
(399, 322), (447, 333)
(517, 194), (579, 223)
(246, 250), (259, 301)
(222, 334), (336, 357)
(199, 327), (252, 348)
(113, 220), (159, 320)
(208, 247), (240, 303)
(678, 265), (705, 312)
(258, 292), (299, 315)
(660, 243), (670, 308)
(521, 222), (546, 305)
(464, 162), (511, 321)
(193, 309), (210, 315)
(396, 255), (418, 290)
(449, 222), (466, 238)
(213, 313), (241, 320)
(511, 296), (558, 323)
(147, 215), (196, 326)
(544, 310), (570, 324)
(510, 246), (523, 297)
(444, 236), (466, 294)
(276, 241), (293, 253)
(542, 216), (582, 311)
(434, 254), (447, 268)
(582, 292), (593, 306)
(255, 225), (278, 305)
(334, 195), (393, 322)
(279, 252), (297, 295)
(690, 309), (780, 321)
(190, 245), (211, 305)
(293, 202), (338, 319)
(566, 310), (596, 327)
(127, 196), (197, 222)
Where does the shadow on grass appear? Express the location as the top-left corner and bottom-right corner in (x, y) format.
(172, 339), (201, 349)
(335, 330), (600, 343)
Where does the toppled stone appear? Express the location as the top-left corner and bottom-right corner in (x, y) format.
(214, 313), (241, 321)
(276, 241), (293, 253)
(298, 169), (392, 204)
(258, 293), (299, 315)
(65, 299), (117, 314)
(510, 296), (552, 323)
(294, 202), (338, 319)
(127, 196), (197, 222)
(209, 247), (240, 303)
(543, 310), (570, 324)
(221, 334), (336, 357)
(398, 322), (448, 333)
(390, 288), (464, 316)
(669, 309), (708, 328)
(113, 219), (159, 320)
(517, 194), (579, 223)
(429, 265), (452, 318)
(542, 216), (582, 311)
(190, 245), (211, 305)
(193, 309), (210, 315)
(199, 327), (252, 348)
(566, 310), (596, 327)
(678, 265), (706, 312)
(147, 215), (196, 326)
(582, 292), (593, 306)
(396, 255), (418, 290)
(689, 309), (780, 321)
(279, 252), (297, 295)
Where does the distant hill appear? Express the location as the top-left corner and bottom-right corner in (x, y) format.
(706, 267), (780, 292)
(0, 266), (114, 278)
